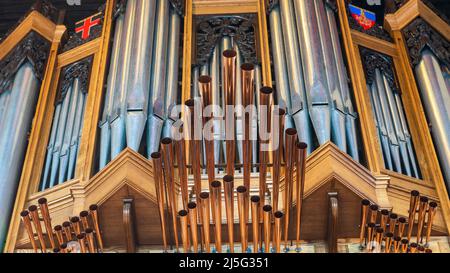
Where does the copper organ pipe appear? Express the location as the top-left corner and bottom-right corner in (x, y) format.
(295, 141), (307, 251)
(366, 223), (375, 251)
(60, 243), (68, 253)
(425, 248), (433, 253)
(54, 225), (65, 245)
(425, 202), (438, 245)
(385, 232), (394, 253)
(223, 49), (237, 176)
(62, 221), (72, 242)
(199, 75), (216, 184)
(28, 205), (46, 252)
(263, 205), (272, 253)
(374, 228), (384, 253)
(70, 217), (82, 236)
(416, 196), (428, 244)
(77, 233), (87, 253)
(53, 248), (60, 253)
(359, 200), (370, 247)
(80, 211), (90, 230)
(274, 211), (284, 253)
(259, 87), (273, 207)
(272, 108), (286, 212)
(179, 210), (190, 253)
(410, 242), (418, 253)
(388, 213), (398, 234)
(188, 202), (199, 253)
(211, 181), (222, 253)
(369, 205), (379, 224)
(283, 128), (297, 249)
(174, 130), (189, 210)
(407, 190), (420, 241)
(89, 204), (104, 251)
(398, 217), (407, 238)
(185, 100), (202, 205)
(151, 152), (168, 252)
(401, 239), (409, 253)
(223, 175), (235, 252)
(393, 236), (402, 253)
(251, 196), (260, 253)
(38, 198), (56, 249)
(20, 210), (38, 253)
(237, 186), (248, 253)
(200, 192), (211, 253)
(418, 245), (425, 253)
(85, 228), (96, 253)
(380, 210), (389, 231)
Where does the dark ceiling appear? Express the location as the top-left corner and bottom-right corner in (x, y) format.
(0, 0), (104, 37)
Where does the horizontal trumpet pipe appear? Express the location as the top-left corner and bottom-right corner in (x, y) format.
(211, 181), (222, 253)
(425, 202), (438, 245)
(89, 204), (104, 251)
(151, 152), (168, 252)
(20, 210), (38, 253)
(407, 190), (420, 241)
(359, 200), (370, 247)
(28, 205), (46, 252)
(263, 205), (272, 254)
(38, 198), (56, 249)
(200, 192), (211, 253)
(251, 196), (260, 253)
(179, 210), (190, 253)
(237, 186), (248, 253)
(274, 211), (283, 253)
(223, 175), (235, 252)
(188, 202), (199, 253)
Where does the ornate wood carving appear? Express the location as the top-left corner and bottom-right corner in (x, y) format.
(402, 18), (450, 68)
(169, 0), (185, 16)
(267, 0), (279, 13)
(0, 0), (58, 43)
(0, 32), (50, 94)
(56, 56), (93, 104)
(422, 0), (450, 25)
(359, 47), (399, 93)
(195, 14), (258, 66)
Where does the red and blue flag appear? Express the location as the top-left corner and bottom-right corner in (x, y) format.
(349, 4), (376, 30)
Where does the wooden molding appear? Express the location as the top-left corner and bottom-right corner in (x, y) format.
(350, 30), (398, 57)
(193, 0), (257, 15)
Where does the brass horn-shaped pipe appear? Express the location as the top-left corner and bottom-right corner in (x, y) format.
(28, 205), (46, 252)
(416, 196), (428, 244)
(369, 205), (379, 224)
(85, 228), (96, 253)
(179, 210), (190, 253)
(380, 210), (389, 231)
(70, 216), (82, 236)
(151, 152), (168, 252)
(259, 87), (273, 208)
(388, 213), (398, 234)
(366, 223), (375, 252)
(283, 128), (298, 249)
(263, 205), (272, 253)
(407, 190), (420, 241)
(359, 200), (370, 247)
(80, 211), (90, 230)
(401, 239), (409, 253)
(295, 141), (307, 251)
(223, 49), (237, 176)
(385, 232), (394, 253)
(223, 175), (235, 252)
(274, 211), (284, 253)
(237, 186), (248, 253)
(251, 196), (260, 253)
(89, 204), (104, 251)
(211, 181), (222, 253)
(20, 210), (38, 253)
(200, 192), (211, 253)
(38, 198), (56, 249)
(199, 75), (216, 184)
(54, 225), (65, 245)
(393, 236), (402, 253)
(398, 217), (407, 238)
(62, 221), (72, 242)
(77, 233), (87, 253)
(272, 108), (286, 212)
(174, 127), (189, 210)
(188, 202), (199, 253)
(425, 202), (438, 246)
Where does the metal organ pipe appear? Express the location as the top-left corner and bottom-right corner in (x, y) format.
(415, 50), (450, 185)
(0, 62), (39, 248)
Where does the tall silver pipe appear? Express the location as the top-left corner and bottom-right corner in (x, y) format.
(325, 3), (359, 161)
(99, 14), (124, 169)
(147, 0), (170, 156)
(192, 66), (200, 98)
(293, 0), (331, 146)
(0, 91), (10, 130)
(68, 90), (86, 180)
(375, 69), (402, 172)
(315, 0), (346, 153)
(415, 50), (450, 185)
(279, 0), (313, 152)
(41, 103), (61, 190)
(110, 0), (137, 159)
(0, 62), (39, 250)
(59, 78), (80, 183)
(211, 46), (222, 167)
(126, 0), (156, 151)
(162, 10), (181, 139)
(369, 82), (393, 170)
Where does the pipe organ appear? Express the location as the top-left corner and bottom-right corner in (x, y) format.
(0, 0), (449, 253)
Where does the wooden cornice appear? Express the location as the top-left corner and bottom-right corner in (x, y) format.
(193, 0), (258, 15)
